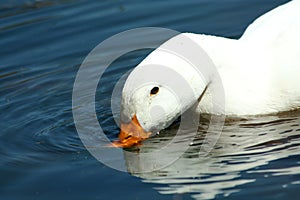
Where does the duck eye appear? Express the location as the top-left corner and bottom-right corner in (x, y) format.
(150, 87), (159, 95)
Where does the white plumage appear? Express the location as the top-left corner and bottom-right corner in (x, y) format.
(121, 0), (300, 132)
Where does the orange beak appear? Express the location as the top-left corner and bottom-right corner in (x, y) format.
(112, 115), (152, 148)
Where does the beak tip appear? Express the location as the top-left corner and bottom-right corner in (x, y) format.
(112, 114), (151, 148)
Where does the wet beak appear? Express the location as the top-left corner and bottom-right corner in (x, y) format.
(112, 115), (152, 148)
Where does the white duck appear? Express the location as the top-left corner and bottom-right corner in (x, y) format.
(113, 0), (300, 147)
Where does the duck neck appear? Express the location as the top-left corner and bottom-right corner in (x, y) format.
(184, 33), (271, 115)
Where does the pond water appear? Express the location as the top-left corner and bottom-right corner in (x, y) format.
(1, 0), (299, 200)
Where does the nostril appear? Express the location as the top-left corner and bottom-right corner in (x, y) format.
(124, 135), (132, 140)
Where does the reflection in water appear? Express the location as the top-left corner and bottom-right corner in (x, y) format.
(123, 111), (300, 199)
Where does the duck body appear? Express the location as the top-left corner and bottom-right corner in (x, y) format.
(184, 0), (300, 115)
(116, 0), (300, 147)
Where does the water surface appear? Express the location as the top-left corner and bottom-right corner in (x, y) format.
(1, 0), (298, 199)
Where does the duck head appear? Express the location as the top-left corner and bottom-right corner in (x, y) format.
(112, 38), (209, 148)
(113, 80), (185, 148)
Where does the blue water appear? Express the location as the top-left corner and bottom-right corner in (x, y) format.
(1, 0), (299, 200)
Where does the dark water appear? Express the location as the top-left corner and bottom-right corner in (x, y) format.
(1, 0), (299, 200)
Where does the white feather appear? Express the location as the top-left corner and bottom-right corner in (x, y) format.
(122, 0), (300, 130)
